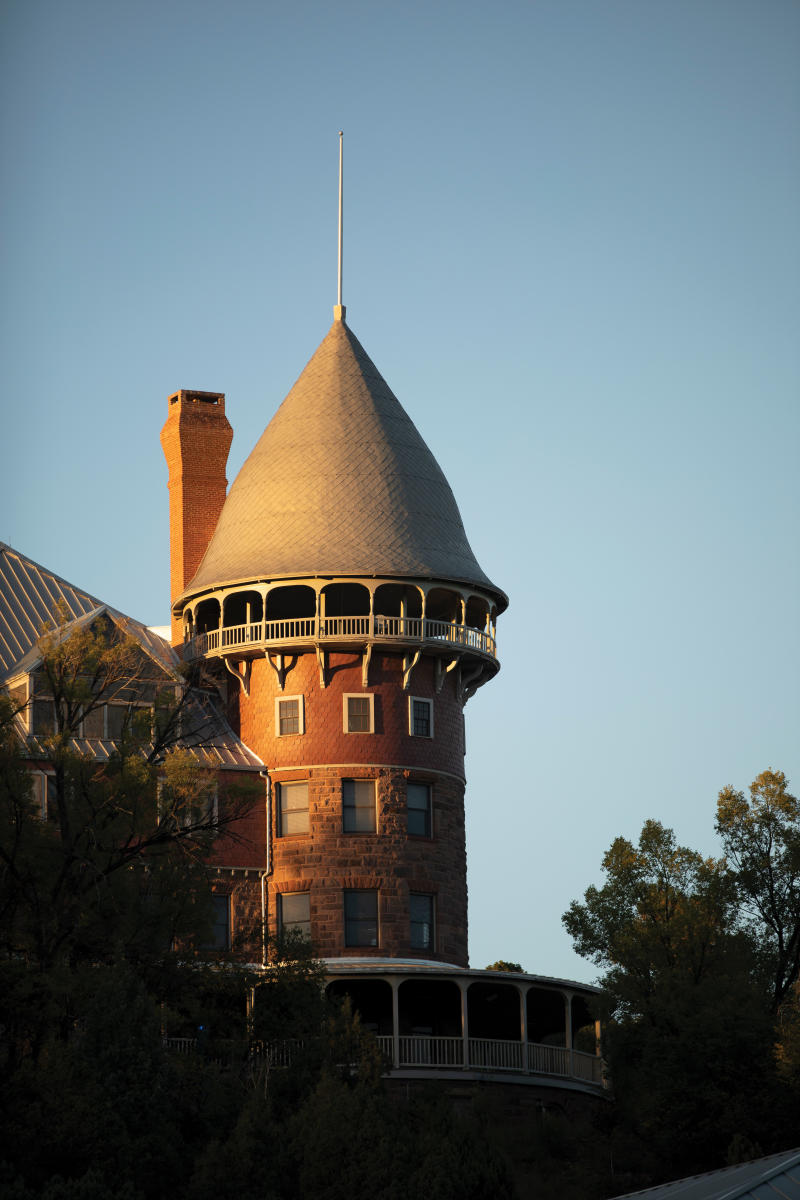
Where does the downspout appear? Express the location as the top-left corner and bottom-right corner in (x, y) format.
(260, 769), (272, 970)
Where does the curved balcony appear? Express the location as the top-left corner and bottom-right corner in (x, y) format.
(184, 614), (497, 664)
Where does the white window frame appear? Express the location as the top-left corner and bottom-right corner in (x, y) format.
(408, 696), (434, 738)
(343, 693), (374, 734)
(274, 694), (305, 737)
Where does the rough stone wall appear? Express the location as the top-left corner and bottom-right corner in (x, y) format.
(267, 764), (468, 965)
(209, 875), (263, 961)
(160, 391), (232, 645)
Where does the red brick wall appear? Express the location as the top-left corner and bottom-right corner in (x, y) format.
(208, 768), (266, 870)
(160, 391), (232, 645)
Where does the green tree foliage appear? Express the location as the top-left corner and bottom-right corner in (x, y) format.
(1, 619), (522, 1199)
(716, 769), (800, 1009)
(563, 788), (800, 1186)
(485, 960), (523, 972)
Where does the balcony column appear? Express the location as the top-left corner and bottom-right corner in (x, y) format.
(260, 586), (269, 642)
(420, 587), (427, 639)
(520, 984), (529, 1075)
(400, 592), (407, 638)
(459, 980), (470, 1070)
(391, 978), (400, 1069)
(564, 991), (574, 1078)
(368, 586), (375, 639)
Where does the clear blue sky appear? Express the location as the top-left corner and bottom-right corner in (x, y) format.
(2, 0), (798, 981)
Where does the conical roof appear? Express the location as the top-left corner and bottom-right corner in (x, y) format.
(182, 314), (506, 608)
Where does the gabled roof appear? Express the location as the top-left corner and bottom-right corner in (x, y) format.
(181, 315), (507, 609)
(1, 542), (262, 771)
(0, 542), (103, 680)
(7, 603), (176, 682)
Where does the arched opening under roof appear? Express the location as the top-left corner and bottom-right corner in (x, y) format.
(321, 582), (370, 618)
(326, 978), (392, 1036)
(570, 993), (597, 1054)
(398, 979), (461, 1038)
(467, 981), (521, 1041)
(195, 598), (221, 634)
(527, 988), (567, 1046)
(223, 590), (263, 628)
(265, 585), (316, 622)
(374, 584), (422, 619)
(465, 595), (489, 631)
(426, 587), (461, 625)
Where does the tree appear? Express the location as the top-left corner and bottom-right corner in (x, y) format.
(562, 819), (742, 1017)
(562, 818), (781, 1182)
(485, 960), (523, 973)
(1, 609), (259, 977)
(716, 769), (800, 1010)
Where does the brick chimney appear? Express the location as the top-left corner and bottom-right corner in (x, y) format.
(160, 390), (233, 646)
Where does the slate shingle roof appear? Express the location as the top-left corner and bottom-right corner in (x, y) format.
(182, 316), (506, 609)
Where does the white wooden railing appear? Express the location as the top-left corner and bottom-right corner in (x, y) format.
(162, 1033), (603, 1087)
(186, 616), (497, 661)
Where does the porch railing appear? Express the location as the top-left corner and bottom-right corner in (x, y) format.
(163, 1033), (604, 1088)
(186, 615), (496, 662)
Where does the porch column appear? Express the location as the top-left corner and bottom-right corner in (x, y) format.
(391, 979), (400, 1070)
(520, 984), (529, 1075)
(260, 587), (269, 643)
(564, 992), (574, 1077)
(459, 980), (469, 1070)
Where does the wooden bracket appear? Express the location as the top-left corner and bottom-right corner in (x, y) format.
(315, 646), (328, 689)
(434, 657), (460, 694)
(362, 643), (373, 688)
(223, 656), (252, 698)
(402, 649), (421, 691)
(266, 653), (286, 692)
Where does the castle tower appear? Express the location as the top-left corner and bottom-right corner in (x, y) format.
(160, 390), (233, 646)
(167, 308), (506, 967)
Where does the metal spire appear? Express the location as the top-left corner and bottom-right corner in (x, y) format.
(335, 131), (345, 321)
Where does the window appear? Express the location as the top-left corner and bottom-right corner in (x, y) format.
(343, 779), (376, 833)
(211, 894), (231, 950)
(409, 696), (433, 738)
(410, 894), (434, 951)
(343, 693), (374, 734)
(344, 890), (378, 947)
(81, 704), (105, 738)
(278, 892), (311, 939)
(32, 698), (55, 736)
(32, 772), (57, 820)
(407, 782), (432, 838)
(277, 781), (309, 835)
(106, 703), (128, 740)
(275, 695), (304, 736)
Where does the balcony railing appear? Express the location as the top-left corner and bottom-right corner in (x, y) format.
(186, 615), (497, 662)
(162, 1035), (603, 1090)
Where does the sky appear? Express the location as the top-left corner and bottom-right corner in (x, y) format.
(2, 0), (798, 983)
